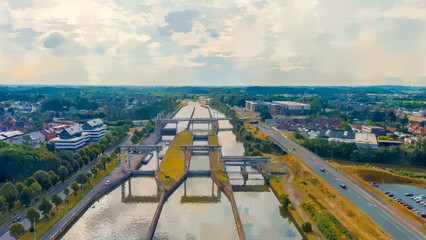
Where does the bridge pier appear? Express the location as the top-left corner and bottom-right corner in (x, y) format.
(128, 152), (131, 170)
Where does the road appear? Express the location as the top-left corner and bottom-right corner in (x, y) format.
(0, 133), (131, 240)
(257, 125), (426, 240)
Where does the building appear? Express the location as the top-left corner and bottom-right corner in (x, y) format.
(245, 100), (311, 115)
(378, 140), (403, 148)
(40, 128), (57, 140)
(319, 130), (378, 148)
(268, 101), (311, 115)
(43, 120), (75, 129)
(82, 118), (107, 142)
(408, 115), (426, 135)
(362, 125), (386, 137)
(51, 125), (89, 150)
(0, 130), (24, 144)
(23, 131), (45, 147)
(245, 101), (269, 113)
(0, 115), (16, 131)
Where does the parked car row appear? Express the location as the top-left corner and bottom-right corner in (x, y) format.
(385, 192), (426, 219)
(409, 195), (426, 206)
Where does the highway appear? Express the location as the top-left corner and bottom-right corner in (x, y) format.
(0, 133), (131, 240)
(257, 125), (426, 240)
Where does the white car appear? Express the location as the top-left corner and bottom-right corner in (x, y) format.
(105, 180), (110, 186)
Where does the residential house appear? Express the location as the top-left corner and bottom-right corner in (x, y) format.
(23, 131), (45, 147)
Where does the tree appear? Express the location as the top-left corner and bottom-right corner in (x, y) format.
(339, 123), (352, 132)
(251, 149), (263, 156)
(0, 196), (7, 213)
(20, 187), (34, 206)
(281, 197), (291, 209)
(50, 194), (63, 210)
(29, 182), (42, 195)
(101, 157), (108, 166)
(57, 165), (69, 182)
(302, 222), (312, 233)
(70, 182), (79, 195)
(45, 141), (55, 152)
(15, 182), (25, 195)
(26, 207), (40, 231)
(33, 170), (52, 190)
(0, 182), (18, 210)
(85, 172), (92, 180)
(24, 177), (37, 187)
(8, 222), (25, 239)
(378, 136), (394, 141)
(76, 173), (88, 186)
(48, 171), (60, 186)
(260, 111), (272, 122)
(63, 188), (70, 197)
(38, 197), (52, 219)
(95, 162), (104, 171)
(91, 167), (98, 178)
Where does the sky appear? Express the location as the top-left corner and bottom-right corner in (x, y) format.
(0, 0), (425, 86)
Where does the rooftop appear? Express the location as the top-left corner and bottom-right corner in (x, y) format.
(272, 101), (310, 106)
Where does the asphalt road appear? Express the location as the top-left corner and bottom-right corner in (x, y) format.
(0, 133), (130, 240)
(257, 125), (426, 240)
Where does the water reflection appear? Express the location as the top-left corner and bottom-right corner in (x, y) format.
(62, 177), (159, 240)
(234, 191), (301, 240)
(154, 177), (239, 240)
(210, 107), (302, 239)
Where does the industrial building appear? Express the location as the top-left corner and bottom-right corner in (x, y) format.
(318, 130), (378, 148)
(245, 100), (311, 115)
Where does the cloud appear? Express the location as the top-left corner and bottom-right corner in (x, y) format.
(44, 32), (66, 48)
(159, 10), (199, 36)
(0, 0), (425, 86)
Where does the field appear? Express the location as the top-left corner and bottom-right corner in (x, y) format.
(159, 130), (193, 189)
(328, 162), (426, 228)
(244, 121), (270, 141)
(274, 154), (391, 240)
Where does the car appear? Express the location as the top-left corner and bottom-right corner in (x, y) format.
(340, 184), (347, 189)
(104, 180), (110, 186)
(293, 148), (296, 151)
(320, 168), (325, 172)
(402, 203), (409, 207)
(385, 191), (390, 195)
(407, 205), (413, 209)
(388, 194), (394, 197)
(12, 217), (20, 223)
(370, 182), (378, 187)
(405, 193), (414, 196)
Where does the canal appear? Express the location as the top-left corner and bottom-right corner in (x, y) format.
(62, 102), (301, 239)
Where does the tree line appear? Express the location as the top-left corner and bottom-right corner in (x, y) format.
(302, 137), (426, 166)
(0, 124), (129, 215)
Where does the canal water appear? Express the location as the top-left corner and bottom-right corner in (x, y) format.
(62, 102), (301, 240)
(62, 177), (159, 240)
(153, 177), (239, 240)
(210, 108), (301, 239)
